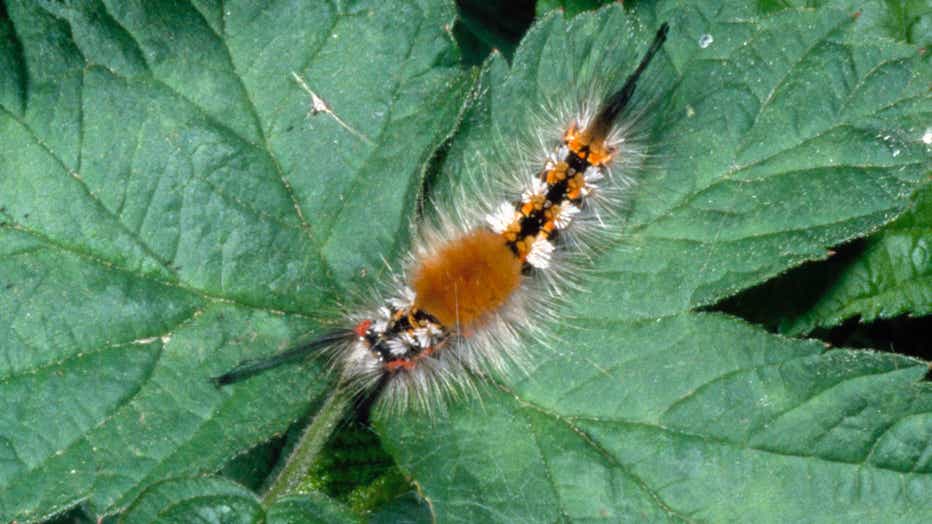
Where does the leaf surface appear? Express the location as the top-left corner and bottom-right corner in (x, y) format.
(121, 476), (358, 524)
(0, 0), (469, 520)
(786, 182), (931, 332)
(735, 182), (932, 336)
(381, 312), (931, 522)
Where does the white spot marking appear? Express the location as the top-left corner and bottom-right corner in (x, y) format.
(388, 288), (415, 308)
(387, 339), (409, 357)
(413, 328), (431, 347)
(526, 236), (554, 269)
(582, 166), (604, 196)
(583, 166), (605, 183)
(401, 332), (417, 346)
(522, 177), (547, 203)
(554, 203), (580, 229)
(486, 202), (517, 233)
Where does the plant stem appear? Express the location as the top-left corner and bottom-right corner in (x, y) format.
(261, 385), (353, 505)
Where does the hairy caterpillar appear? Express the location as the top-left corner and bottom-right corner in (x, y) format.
(214, 23), (670, 413)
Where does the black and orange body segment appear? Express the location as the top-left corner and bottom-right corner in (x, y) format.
(503, 125), (609, 263)
(502, 22), (668, 265)
(359, 307), (446, 371)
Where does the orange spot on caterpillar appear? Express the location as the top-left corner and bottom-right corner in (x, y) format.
(520, 196), (545, 216)
(385, 359), (416, 371)
(545, 162), (569, 184)
(353, 319), (372, 338)
(565, 123), (616, 166)
(412, 229), (522, 330)
(565, 172), (586, 200)
(383, 344), (441, 373)
(513, 234), (538, 261)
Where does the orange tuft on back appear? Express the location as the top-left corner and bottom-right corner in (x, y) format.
(412, 229), (522, 331)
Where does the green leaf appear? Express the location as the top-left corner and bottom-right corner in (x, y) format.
(378, 3), (931, 522)
(297, 419), (414, 515)
(265, 492), (359, 524)
(712, 0), (932, 335)
(760, 0), (932, 46)
(120, 476), (358, 524)
(535, 0), (614, 18)
(380, 313), (931, 522)
(367, 492), (432, 524)
(120, 477), (265, 524)
(0, 0), (469, 520)
(2, 1), (930, 523)
(729, 182), (932, 336)
(789, 180), (932, 330)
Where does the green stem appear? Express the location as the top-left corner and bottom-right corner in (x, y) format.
(261, 385), (353, 505)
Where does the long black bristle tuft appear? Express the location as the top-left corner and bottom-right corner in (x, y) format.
(211, 330), (355, 387)
(590, 22), (669, 135)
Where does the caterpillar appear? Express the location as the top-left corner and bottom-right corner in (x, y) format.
(214, 23), (670, 413)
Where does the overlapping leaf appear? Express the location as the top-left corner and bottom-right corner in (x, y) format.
(784, 183), (930, 333)
(731, 183), (932, 335)
(120, 476), (359, 524)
